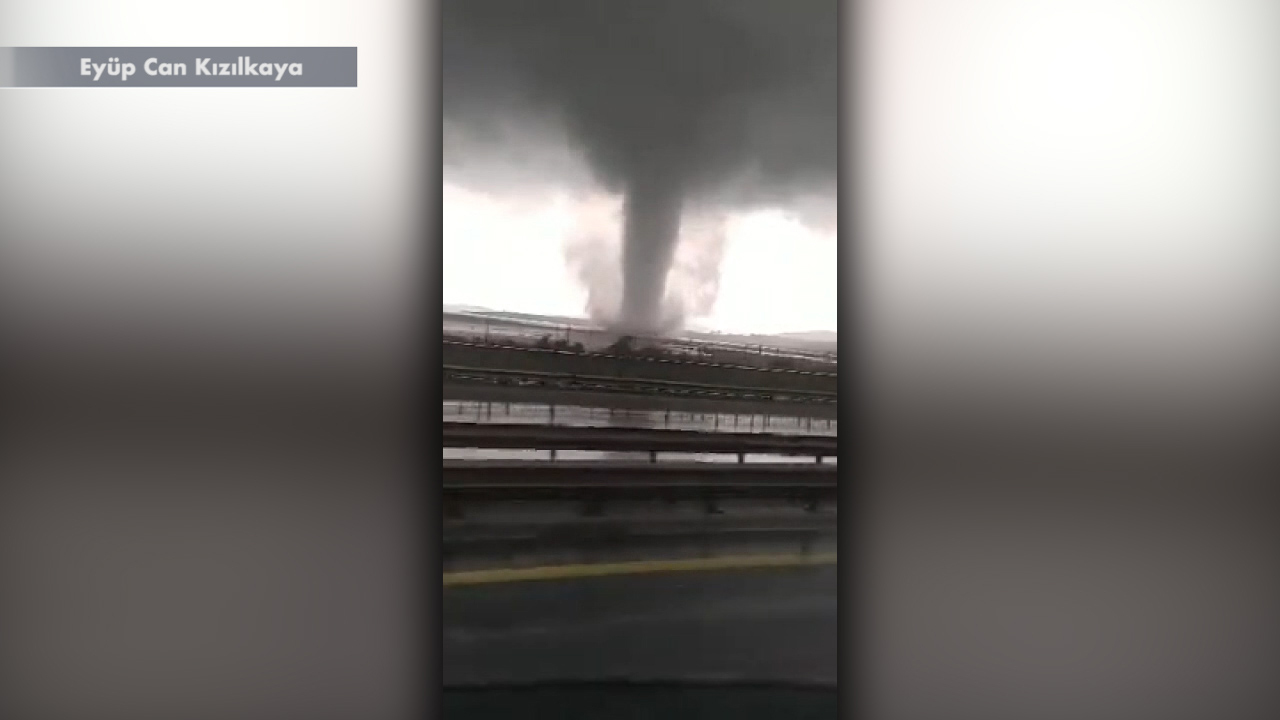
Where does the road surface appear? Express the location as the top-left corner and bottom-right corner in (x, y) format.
(443, 562), (838, 686)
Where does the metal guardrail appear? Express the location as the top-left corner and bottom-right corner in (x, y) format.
(445, 400), (837, 435)
(444, 421), (838, 457)
(442, 511), (838, 559)
(442, 418), (839, 518)
(443, 338), (837, 377)
(444, 365), (839, 404)
(442, 461), (837, 506)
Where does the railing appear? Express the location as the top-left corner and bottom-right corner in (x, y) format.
(443, 422), (839, 522)
(443, 400), (838, 435)
(444, 365), (838, 404)
(443, 460), (837, 506)
(444, 421), (837, 459)
(443, 422), (838, 511)
(443, 338), (837, 377)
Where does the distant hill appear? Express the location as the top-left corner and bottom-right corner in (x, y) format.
(776, 330), (838, 344)
(679, 329), (836, 356)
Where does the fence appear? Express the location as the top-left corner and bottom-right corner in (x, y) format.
(443, 400), (838, 436)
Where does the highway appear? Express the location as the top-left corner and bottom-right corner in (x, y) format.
(442, 417), (840, 697)
(442, 422), (838, 550)
(443, 561), (838, 687)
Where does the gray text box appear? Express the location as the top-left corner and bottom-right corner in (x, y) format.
(0, 47), (356, 87)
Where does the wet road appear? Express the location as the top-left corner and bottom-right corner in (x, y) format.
(443, 564), (838, 686)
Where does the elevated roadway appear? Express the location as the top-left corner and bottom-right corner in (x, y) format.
(444, 365), (838, 420)
(443, 421), (838, 457)
(443, 340), (837, 395)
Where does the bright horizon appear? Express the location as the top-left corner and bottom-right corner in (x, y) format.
(442, 182), (837, 336)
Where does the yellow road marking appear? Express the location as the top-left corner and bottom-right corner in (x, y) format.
(443, 552), (837, 586)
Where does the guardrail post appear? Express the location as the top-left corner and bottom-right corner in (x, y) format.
(548, 403), (556, 425)
(649, 450), (657, 463)
(737, 452), (745, 463)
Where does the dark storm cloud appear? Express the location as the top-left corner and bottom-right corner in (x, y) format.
(443, 0), (836, 332)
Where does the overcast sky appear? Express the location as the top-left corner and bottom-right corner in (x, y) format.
(446, 0), (1275, 345)
(440, 0), (838, 336)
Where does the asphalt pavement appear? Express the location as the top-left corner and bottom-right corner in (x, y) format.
(443, 564), (837, 687)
